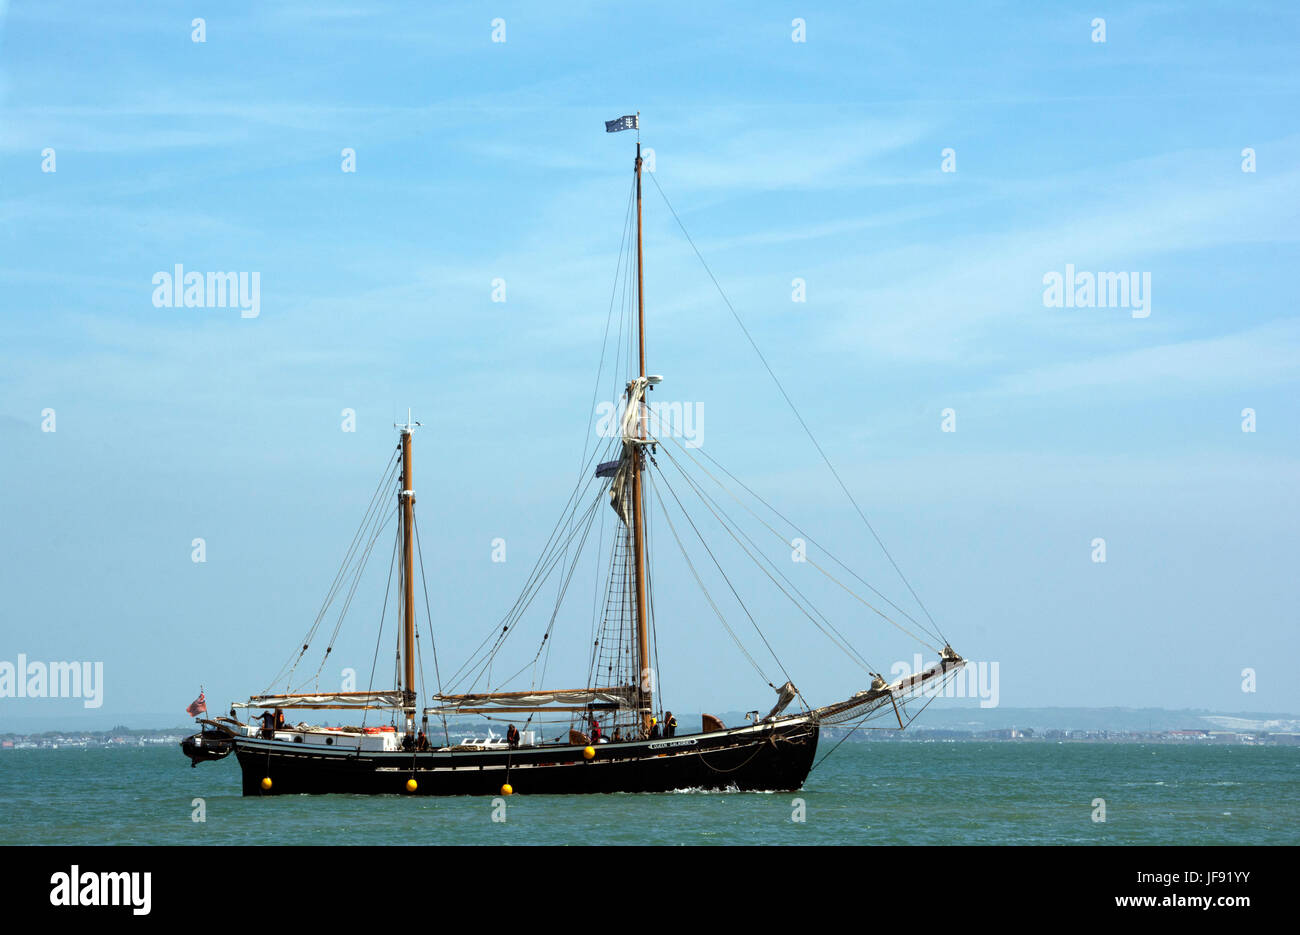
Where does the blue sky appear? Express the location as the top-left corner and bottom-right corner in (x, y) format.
(1, 1), (1297, 729)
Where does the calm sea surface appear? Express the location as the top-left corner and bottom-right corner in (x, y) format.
(3, 742), (1297, 845)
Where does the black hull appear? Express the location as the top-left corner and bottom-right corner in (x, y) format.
(231, 718), (819, 796)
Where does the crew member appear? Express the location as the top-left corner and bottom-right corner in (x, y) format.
(664, 711), (678, 738)
(506, 724), (520, 749)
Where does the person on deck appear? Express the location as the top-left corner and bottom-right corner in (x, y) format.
(648, 717), (661, 740)
(258, 710), (275, 739)
(506, 724), (520, 749)
(612, 727), (622, 743)
(273, 708), (287, 731)
(416, 730), (429, 751)
(589, 717), (603, 743)
(664, 711), (677, 738)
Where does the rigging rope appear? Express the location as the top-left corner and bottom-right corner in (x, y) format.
(644, 467), (773, 686)
(654, 443), (879, 673)
(649, 171), (949, 648)
(445, 478), (609, 695)
(439, 433), (619, 692)
(264, 448), (401, 692)
(302, 508), (397, 691)
(360, 520), (401, 732)
(484, 491), (605, 694)
(657, 436), (942, 655)
(651, 458), (792, 687)
(413, 514), (449, 745)
(580, 173), (638, 472)
(808, 682), (949, 773)
(672, 436), (943, 643)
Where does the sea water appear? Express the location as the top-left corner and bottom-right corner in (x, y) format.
(2, 742), (1296, 845)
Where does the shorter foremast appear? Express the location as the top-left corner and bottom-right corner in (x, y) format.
(398, 410), (421, 738)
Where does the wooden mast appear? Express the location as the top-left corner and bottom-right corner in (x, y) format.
(631, 127), (652, 734)
(400, 412), (417, 735)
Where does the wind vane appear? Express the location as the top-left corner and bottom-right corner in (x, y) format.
(395, 408), (421, 434)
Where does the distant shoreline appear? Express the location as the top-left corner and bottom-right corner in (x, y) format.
(4, 706), (1300, 749)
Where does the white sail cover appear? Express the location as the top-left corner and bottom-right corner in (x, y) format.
(234, 691), (407, 710)
(425, 687), (637, 714)
(605, 377), (651, 525)
(620, 377), (650, 443)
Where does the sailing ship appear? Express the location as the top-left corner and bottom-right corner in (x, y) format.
(182, 116), (966, 795)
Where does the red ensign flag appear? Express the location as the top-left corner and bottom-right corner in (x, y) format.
(186, 692), (207, 718)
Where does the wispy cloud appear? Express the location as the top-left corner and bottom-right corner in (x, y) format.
(983, 317), (1300, 398)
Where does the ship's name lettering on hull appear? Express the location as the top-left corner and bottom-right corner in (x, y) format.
(649, 738), (699, 750)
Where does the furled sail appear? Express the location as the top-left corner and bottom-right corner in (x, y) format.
(601, 377), (652, 525)
(811, 650), (965, 726)
(234, 691), (408, 710)
(619, 377), (650, 441)
(609, 455), (633, 524)
(424, 686), (638, 715)
(766, 681), (799, 719)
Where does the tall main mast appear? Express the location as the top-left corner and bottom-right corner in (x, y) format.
(631, 128), (652, 733)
